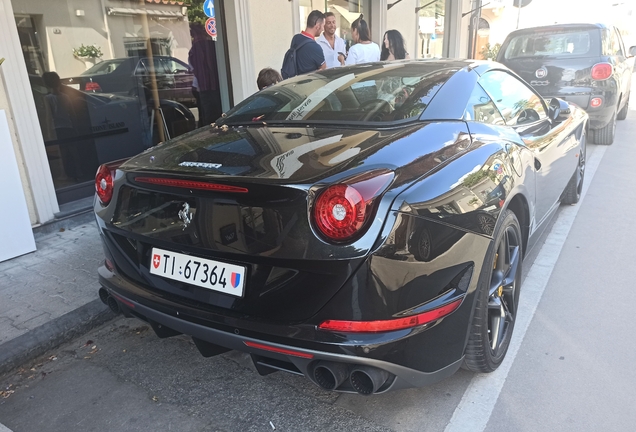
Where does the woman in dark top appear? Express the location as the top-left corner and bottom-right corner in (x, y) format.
(380, 30), (410, 61)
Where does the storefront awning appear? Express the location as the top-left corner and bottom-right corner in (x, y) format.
(106, 7), (184, 18)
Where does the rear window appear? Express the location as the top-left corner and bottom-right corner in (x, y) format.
(81, 59), (127, 76)
(220, 63), (458, 125)
(502, 30), (593, 60)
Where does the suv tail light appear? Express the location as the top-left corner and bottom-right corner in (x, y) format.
(591, 63), (612, 80)
(85, 81), (102, 92)
(313, 170), (394, 243)
(95, 159), (127, 205)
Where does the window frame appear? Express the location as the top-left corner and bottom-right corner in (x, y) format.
(463, 82), (506, 126)
(478, 69), (549, 128)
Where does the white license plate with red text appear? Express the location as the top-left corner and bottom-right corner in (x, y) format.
(149, 248), (246, 297)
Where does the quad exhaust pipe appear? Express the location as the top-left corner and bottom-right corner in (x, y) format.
(313, 361), (392, 394)
(313, 361), (349, 391)
(349, 365), (390, 395)
(99, 288), (121, 315)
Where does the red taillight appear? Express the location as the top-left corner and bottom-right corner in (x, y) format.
(104, 258), (115, 272)
(313, 171), (394, 242)
(134, 177), (248, 193)
(85, 81), (102, 92)
(95, 165), (114, 205)
(318, 298), (464, 333)
(591, 63), (612, 80)
(95, 159), (127, 205)
(590, 97), (602, 108)
(243, 341), (314, 359)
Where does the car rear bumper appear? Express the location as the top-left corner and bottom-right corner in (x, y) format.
(98, 265), (465, 394)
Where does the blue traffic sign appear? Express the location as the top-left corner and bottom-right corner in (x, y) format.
(203, 0), (215, 18)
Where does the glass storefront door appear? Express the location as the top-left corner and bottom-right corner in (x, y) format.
(416, 0), (445, 59)
(11, 0), (228, 204)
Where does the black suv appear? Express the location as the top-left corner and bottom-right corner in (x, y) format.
(497, 23), (634, 145)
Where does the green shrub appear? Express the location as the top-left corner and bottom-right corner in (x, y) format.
(73, 44), (103, 59)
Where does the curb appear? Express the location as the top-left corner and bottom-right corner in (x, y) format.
(32, 210), (95, 241)
(0, 299), (116, 376)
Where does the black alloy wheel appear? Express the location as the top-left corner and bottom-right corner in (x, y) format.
(562, 132), (586, 205)
(464, 210), (522, 373)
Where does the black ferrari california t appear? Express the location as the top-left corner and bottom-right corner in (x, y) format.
(95, 60), (587, 395)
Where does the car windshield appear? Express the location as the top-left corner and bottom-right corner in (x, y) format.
(81, 59), (127, 76)
(503, 30), (593, 59)
(220, 63), (458, 125)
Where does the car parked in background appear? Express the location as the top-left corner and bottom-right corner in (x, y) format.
(61, 56), (196, 107)
(497, 23), (634, 145)
(30, 74), (196, 203)
(95, 60), (588, 394)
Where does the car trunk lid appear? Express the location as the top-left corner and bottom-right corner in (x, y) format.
(104, 122), (470, 322)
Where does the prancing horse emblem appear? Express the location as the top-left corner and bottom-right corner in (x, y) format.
(178, 202), (193, 230)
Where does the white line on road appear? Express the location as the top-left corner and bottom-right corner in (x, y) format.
(0, 423), (13, 432)
(445, 144), (608, 432)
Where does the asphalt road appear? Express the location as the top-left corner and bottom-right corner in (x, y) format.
(2, 100), (635, 432)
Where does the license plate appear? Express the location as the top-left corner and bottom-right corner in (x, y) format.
(68, 83), (80, 90)
(149, 248), (246, 297)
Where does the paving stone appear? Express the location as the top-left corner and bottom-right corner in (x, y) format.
(0, 318), (26, 344)
(13, 312), (52, 331)
(0, 221), (103, 347)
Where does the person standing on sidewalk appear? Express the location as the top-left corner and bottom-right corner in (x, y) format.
(341, 14), (380, 66)
(189, 23), (222, 125)
(380, 30), (410, 61)
(317, 12), (346, 69)
(281, 10), (326, 79)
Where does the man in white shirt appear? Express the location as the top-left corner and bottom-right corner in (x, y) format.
(317, 12), (346, 68)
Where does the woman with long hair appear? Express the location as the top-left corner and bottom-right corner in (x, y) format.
(380, 30), (410, 61)
(341, 14), (380, 66)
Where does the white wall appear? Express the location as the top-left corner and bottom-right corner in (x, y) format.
(0, 69), (37, 225)
(249, 0), (294, 81)
(12, 0), (109, 77)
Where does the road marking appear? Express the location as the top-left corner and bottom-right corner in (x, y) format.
(0, 423), (13, 432)
(445, 144), (608, 432)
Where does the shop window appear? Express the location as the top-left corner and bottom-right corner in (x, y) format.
(299, 0), (370, 50)
(11, 0), (227, 204)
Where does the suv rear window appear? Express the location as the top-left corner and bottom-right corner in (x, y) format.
(502, 30), (593, 59)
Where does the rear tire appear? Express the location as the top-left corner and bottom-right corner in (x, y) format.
(592, 111), (616, 145)
(617, 94), (629, 120)
(464, 210), (522, 373)
(562, 132), (586, 205)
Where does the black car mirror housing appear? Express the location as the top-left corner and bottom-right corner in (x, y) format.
(548, 98), (570, 123)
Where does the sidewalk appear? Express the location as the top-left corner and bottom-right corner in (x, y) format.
(0, 213), (114, 376)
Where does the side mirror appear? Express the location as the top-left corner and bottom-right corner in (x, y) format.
(629, 46), (636, 58)
(548, 98), (570, 122)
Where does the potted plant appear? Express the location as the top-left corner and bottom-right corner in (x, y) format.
(479, 42), (501, 61)
(73, 44), (103, 69)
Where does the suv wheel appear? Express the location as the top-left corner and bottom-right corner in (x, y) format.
(617, 93), (630, 120)
(593, 111), (616, 145)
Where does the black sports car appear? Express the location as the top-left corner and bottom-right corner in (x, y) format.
(95, 60), (587, 395)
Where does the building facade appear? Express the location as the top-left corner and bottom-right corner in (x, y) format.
(0, 0), (475, 259)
